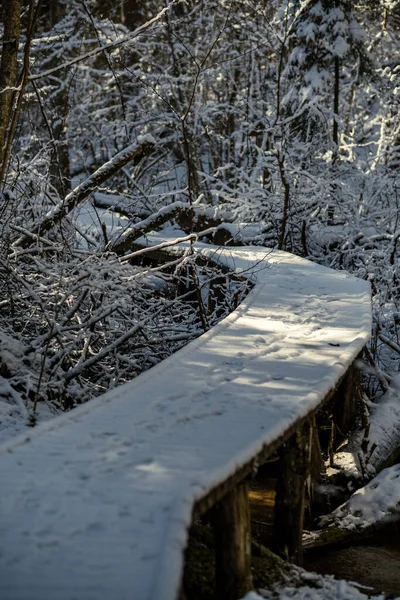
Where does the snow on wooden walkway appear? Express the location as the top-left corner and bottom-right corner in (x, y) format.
(0, 246), (371, 600)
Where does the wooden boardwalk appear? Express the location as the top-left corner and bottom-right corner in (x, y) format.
(0, 246), (371, 600)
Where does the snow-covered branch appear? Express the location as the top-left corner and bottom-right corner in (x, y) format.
(111, 201), (190, 255)
(117, 229), (217, 263)
(15, 138), (155, 247)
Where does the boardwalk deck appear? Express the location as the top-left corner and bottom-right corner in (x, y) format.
(0, 246), (371, 600)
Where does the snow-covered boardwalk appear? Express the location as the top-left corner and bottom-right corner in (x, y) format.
(0, 246), (371, 600)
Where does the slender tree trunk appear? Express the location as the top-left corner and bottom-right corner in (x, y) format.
(49, 94), (71, 197)
(46, 0), (70, 196)
(333, 56), (340, 158)
(39, 0), (65, 28)
(277, 151), (290, 250)
(0, 0), (41, 187)
(0, 0), (21, 184)
(97, 0), (143, 27)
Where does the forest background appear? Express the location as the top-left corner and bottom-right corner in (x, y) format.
(0, 0), (399, 435)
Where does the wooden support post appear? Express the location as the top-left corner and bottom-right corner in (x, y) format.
(212, 481), (253, 600)
(273, 422), (311, 565)
(309, 414), (325, 486)
(307, 414), (326, 518)
(333, 362), (360, 438)
(329, 362), (361, 463)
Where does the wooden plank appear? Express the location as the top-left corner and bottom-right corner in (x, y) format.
(211, 481), (253, 600)
(273, 422), (312, 565)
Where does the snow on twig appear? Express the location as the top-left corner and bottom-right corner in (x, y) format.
(117, 228), (217, 262)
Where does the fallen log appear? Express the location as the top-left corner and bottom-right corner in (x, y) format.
(110, 201), (189, 254)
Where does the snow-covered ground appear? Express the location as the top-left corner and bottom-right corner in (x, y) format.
(319, 462), (400, 531)
(244, 572), (390, 600)
(0, 245), (370, 600)
(0, 332), (59, 442)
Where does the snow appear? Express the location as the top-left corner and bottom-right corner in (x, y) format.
(14, 139), (155, 248)
(0, 376), (29, 439)
(319, 462), (400, 531)
(137, 133), (157, 145)
(0, 245), (371, 600)
(0, 382), (55, 444)
(0, 332), (56, 443)
(331, 36), (349, 58)
(214, 222), (262, 244)
(304, 66), (330, 95)
(242, 572), (387, 600)
(367, 385), (400, 470)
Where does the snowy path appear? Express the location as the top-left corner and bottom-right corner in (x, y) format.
(0, 246), (371, 600)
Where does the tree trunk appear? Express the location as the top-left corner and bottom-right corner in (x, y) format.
(0, 0), (21, 184)
(46, 0), (70, 197)
(333, 55), (340, 158)
(277, 151), (290, 250)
